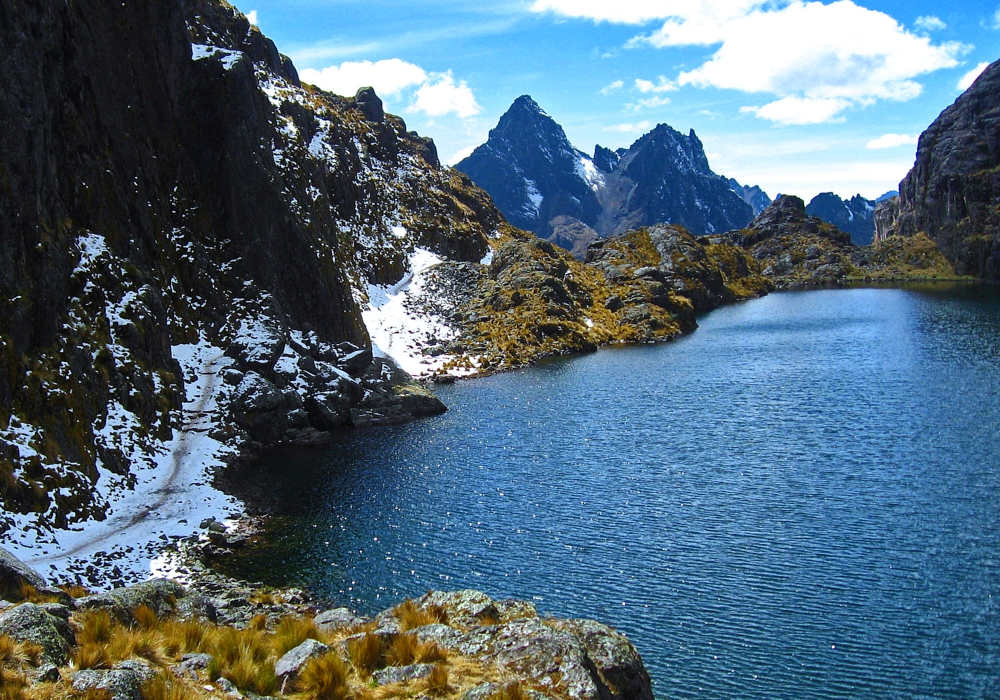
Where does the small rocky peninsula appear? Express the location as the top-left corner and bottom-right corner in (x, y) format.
(0, 545), (654, 700)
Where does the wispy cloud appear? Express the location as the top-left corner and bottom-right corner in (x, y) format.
(957, 62), (991, 90)
(914, 15), (946, 32)
(288, 18), (521, 65)
(603, 121), (652, 133)
(866, 133), (918, 150)
(600, 80), (625, 95)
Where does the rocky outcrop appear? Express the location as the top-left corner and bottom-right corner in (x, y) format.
(725, 196), (858, 288)
(456, 97), (756, 256)
(0, 548), (654, 700)
(884, 58), (1000, 280)
(727, 195), (958, 287)
(0, 546), (47, 598)
(429, 223), (771, 373)
(806, 192), (877, 246)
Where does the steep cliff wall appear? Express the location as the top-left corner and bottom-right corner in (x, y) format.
(890, 58), (1000, 280)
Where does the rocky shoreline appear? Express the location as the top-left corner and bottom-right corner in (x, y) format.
(1, 546), (654, 700)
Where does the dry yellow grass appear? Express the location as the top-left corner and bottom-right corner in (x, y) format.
(294, 654), (352, 700)
(346, 634), (382, 678)
(394, 601), (448, 631)
(0, 636), (42, 668)
(273, 617), (322, 657)
(423, 665), (452, 696)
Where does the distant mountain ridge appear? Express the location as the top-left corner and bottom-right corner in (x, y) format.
(806, 193), (877, 246)
(457, 96), (763, 256)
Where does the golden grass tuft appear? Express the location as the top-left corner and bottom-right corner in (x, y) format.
(71, 644), (111, 671)
(0, 636), (42, 668)
(141, 675), (198, 700)
(488, 682), (527, 700)
(13, 583), (61, 605)
(385, 634), (447, 667)
(272, 616), (322, 657)
(75, 610), (114, 647)
(423, 664), (452, 696)
(58, 585), (91, 599)
(132, 605), (159, 631)
(394, 601), (448, 631)
(295, 654), (352, 700)
(248, 615), (269, 632)
(0, 668), (27, 700)
(346, 634), (383, 678)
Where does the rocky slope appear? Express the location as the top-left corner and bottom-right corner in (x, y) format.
(456, 98), (757, 256)
(875, 58), (1000, 280)
(725, 196), (957, 288)
(0, 547), (654, 700)
(806, 193), (877, 246)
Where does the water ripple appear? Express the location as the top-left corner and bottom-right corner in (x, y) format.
(220, 286), (1000, 700)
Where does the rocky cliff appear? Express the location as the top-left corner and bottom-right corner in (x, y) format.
(877, 58), (1000, 280)
(726, 196), (957, 288)
(456, 98), (757, 256)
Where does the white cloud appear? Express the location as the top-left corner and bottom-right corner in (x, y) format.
(600, 80), (625, 95)
(300, 59), (428, 97)
(741, 96), (851, 125)
(535, 0), (964, 124)
(300, 60), (481, 120)
(634, 76), (677, 93)
(994, 7), (1000, 30)
(627, 95), (672, 112)
(246, 10), (258, 26)
(866, 133), (919, 149)
(448, 145), (478, 165)
(407, 73), (481, 119)
(914, 15), (945, 32)
(603, 121), (652, 133)
(957, 61), (991, 90)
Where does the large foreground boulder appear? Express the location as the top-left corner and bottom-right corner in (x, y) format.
(0, 546), (46, 598)
(0, 603), (71, 665)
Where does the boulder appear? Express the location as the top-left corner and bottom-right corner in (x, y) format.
(395, 385), (447, 417)
(417, 590), (499, 628)
(0, 547), (46, 598)
(0, 603), (71, 665)
(305, 392), (351, 430)
(72, 669), (145, 700)
(275, 638), (330, 680)
(372, 663), (434, 686)
(554, 619), (654, 700)
(354, 87), (385, 123)
(226, 318), (287, 375)
(314, 608), (369, 634)
(76, 579), (185, 623)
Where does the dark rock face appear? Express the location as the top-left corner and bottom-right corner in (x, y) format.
(457, 97), (756, 256)
(729, 179), (773, 216)
(887, 58), (1000, 280)
(0, 0), (499, 540)
(806, 192), (877, 246)
(455, 96), (603, 236)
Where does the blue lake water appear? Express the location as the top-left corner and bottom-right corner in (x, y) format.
(219, 285), (1000, 699)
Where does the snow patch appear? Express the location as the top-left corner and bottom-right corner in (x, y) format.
(9, 336), (240, 588)
(575, 156), (605, 193)
(362, 249), (480, 379)
(191, 44), (244, 70)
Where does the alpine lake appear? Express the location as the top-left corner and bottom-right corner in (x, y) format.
(217, 283), (1000, 700)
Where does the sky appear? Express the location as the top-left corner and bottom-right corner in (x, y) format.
(230, 0), (1000, 201)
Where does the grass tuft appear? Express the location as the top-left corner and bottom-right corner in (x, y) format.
(273, 616), (321, 657)
(0, 668), (27, 700)
(385, 634), (448, 667)
(295, 654), (352, 700)
(346, 634), (382, 678)
(488, 682), (527, 700)
(132, 605), (159, 631)
(423, 664), (452, 696)
(395, 601), (448, 631)
(0, 635), (42, 668)
(75, 610), (114, 647)
(142, 674), (198, 700)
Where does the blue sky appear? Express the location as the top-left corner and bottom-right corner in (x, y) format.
(232, 0), (1000, 200)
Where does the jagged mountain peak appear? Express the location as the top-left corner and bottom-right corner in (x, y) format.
(457, 102), (755, 255)
(806, 192), (877, 246)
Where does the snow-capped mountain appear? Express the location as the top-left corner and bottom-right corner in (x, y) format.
(457, 97), (758, 256)
(805, 193), (878, 246)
